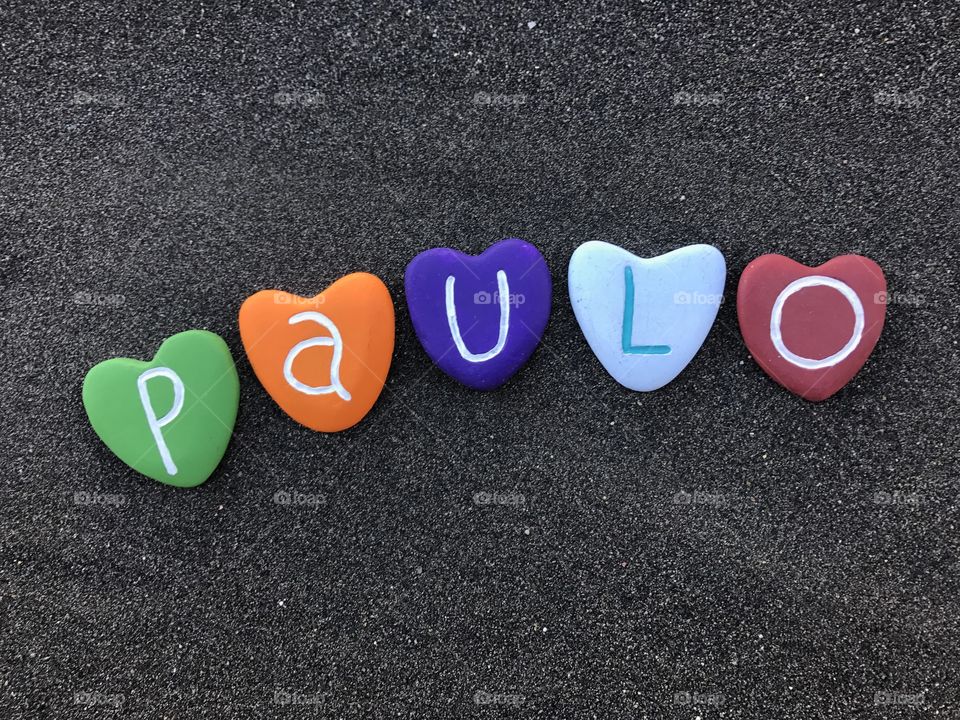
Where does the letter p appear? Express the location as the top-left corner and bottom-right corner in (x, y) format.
(137, 367), (185, 476)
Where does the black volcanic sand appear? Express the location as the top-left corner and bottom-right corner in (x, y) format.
(1, 2), (958, 718)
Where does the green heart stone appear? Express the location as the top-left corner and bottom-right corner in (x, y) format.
(82, 330), (240, 488)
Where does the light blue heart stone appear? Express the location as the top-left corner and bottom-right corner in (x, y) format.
(568, 242), (726, 391)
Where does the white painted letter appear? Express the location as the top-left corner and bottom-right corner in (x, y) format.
(137, 367), (185, 476)
(446, 270), (510, 362)
(283, 311), (352, 401)
(770, 275), (865, 369)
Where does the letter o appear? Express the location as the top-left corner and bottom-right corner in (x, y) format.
(769, 276), (865, 370)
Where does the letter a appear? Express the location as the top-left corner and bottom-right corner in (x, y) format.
(283, 311), (352, 401)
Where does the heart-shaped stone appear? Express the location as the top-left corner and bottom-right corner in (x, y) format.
(404, 238), (552, 390)
(82, 330), (239, 488)
(239, 272), (395, 431)
(568, 242), (726, 391)
(737, 254), (886, 401)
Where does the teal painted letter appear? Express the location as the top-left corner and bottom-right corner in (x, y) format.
(621, 266), (671, 355)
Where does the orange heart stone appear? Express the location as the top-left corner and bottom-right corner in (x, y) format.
(239, 273), (395, 432)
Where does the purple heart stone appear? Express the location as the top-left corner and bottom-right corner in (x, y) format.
(404, 238), (552, 390)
